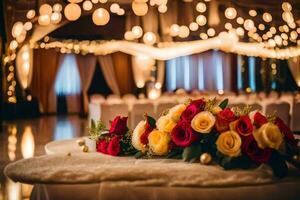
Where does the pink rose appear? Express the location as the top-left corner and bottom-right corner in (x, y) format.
(171, 120), (199, 147)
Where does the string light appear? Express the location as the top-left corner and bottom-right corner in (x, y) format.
(196, 15), (207, 26)
(189, 22), (199, 31)
(249, 10), (257, 17)
(225, 7), (237, 19)
(263, 12), (272, 22)
(236, 17), (244, 25)
(196, 2), (206, 13)
(207, 28), (215, 37)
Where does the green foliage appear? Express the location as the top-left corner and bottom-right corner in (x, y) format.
(145, 115), (156, 129)
(182, 144), (202, 163)
(88, 119), (108, 141)
(120, 130), (137, 155)
(219, 98), (228, 109)
(167, 148), (183, 159)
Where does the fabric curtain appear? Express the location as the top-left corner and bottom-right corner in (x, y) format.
(111, 52), (135, 95)
(76, 54), (97, 114)
(288, 57), (300, 87)
(31, 49), (63, 113)
(142, 6), (159, 42)
(97, 55), (120, 95)
(158, 0), (178, 42)
(208, 0), (220, 27)
(157, 61), (165, 88)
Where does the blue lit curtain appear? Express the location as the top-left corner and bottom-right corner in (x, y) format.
(166, 50), (233, 92)
(55, 54), (81, 96)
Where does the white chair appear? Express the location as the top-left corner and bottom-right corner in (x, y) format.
(265, 102), (290, 125)
(90, 94), (105, 104)
(122, 94), (136, 102)
(106, 94), (123, 104)
(156, 102), (177, 118)
(131, 102), (155, 128)
(100, 103), (129, 127)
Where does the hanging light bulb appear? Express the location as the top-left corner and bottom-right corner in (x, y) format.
(179, 26), (190, 38)
(92, 8), (110, 26)
(158, 4), (167, 13)
(207, 28), (215, 37)
(282, 2), (292, 12)
(196, 2), (206, 13)
(110, 3), (120, 13)
(225, 7), (237, 19)
(51, 12), (62, 24)
(132, 26), (143, 38)
(258, 24), (265, 31)
(12, 22), (24, 38)
(64, 3), (81, 21)
(290, 31), (298, 40)
(83, 1), (93, 11)
(170, 24), (180, 36)
(249, 10), (257, 17)
(53, 3), (63, 12)
(196, 15), (207, 26)
(9, 40), (18, 50)
(263, 12), (272, 22)
(117, 9), (125, 16)
(39, 4), (52, 15)
(274, 35), (282, 46)
(225, 22), (232, 30)
(236, 27), (245, 36)
(268, 39), (276, 47)
(244, 19), (254, 31)
(132, 1), (148, 16)
(124, 31), (135, 40)
(200, 33), (208, 40)
(236, 17), (244, 25)
(24, 22), (33, 31)
(189, 22), (199, 31)
(143, 32), (156, 45)
(38, 15), (51, 26)
(26, 10), (36, 19)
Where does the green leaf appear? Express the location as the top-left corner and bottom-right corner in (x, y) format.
(182, 144), (202, 162)
(146, 115), (156, 128)
(219, 98), (228, 109)
(167, 149), (183, 159)
(91, 119), (96, 129)
(134, 151), (145, 159)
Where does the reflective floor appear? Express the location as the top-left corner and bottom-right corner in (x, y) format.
(0, 115), (88, 200)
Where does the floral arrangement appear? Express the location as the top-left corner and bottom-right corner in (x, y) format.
(89, 98), (300, 178)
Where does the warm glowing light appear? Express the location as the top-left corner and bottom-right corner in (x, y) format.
(263, 12), (272, 22)
(179, 26), (190, 38)
(64, 3), (81, 21)
(24, 22), (32, 31)
(268, 39), (276, 47)
(207, 28), (215, 37)
(53, 3), (63, 12)
(92, 8), (110, 26)
(189, 22), (199, 31)
(22, 51), (29, 60)
(258, 24), (265, 31)
(270, 27), (276, 34)
(51, 12), (62, 24)
(83, 0), (93, 11)
(282, 2), (292, 12)
(274, 35), (282, 46)
(158, 4), (167, 13)
(12, 22), (24, 38)
(21, 126), (35, 159)
(9, 40), (18, 50)
(110, 3), (120, 13)
(281, 33), (288, 40)
(39, 4), (52, 15)
(225, 23), (232, 30)
(26, 10), (36, 19)
(225, 7), (237, 19)
(132, 1), (148, 16)
(132, 26), (143, 38)
(290, 31), (298, 40)
(244, 19), (254, 31)
(236, 17), (244, 25)
(170, 24), (180, 36)
(38, 15), (50, 26)
(196, 15), (207, 26)
(117, 9), (125, 16)
(200, 33), (208, 40)
(249, 10), (257, 17)
(196, 2), (206, 13)
(143, 32), (156, 45)
(236, 27), (245, 36)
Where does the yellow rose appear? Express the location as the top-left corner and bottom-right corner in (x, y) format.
(216, 130), (241, 157)
(253, 122), (283, 150)
(156, 115), (176, 133)
(132, 121), (147, 152)
(212, 106), (222, 115)
(148, 130), (170, 156)
(191, 111), (216, 134)
(168, 104), (186, 122)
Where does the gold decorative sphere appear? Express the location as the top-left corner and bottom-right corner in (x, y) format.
(76, 138), (85, 146)
(200, 153), (212, 165)
(81, 145), (89, 152)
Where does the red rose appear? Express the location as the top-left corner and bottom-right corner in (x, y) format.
(109, 116), (128, 135)
(107, 136), (121, 156)
(235, 115), (253, 137)
(181, 99), (205, 122)
(97, 139), (108, 154)
(274, 117), (297, 146)
(242, 135), (272, 165)
(253, 112), (268, 128)
(215, 108), (237, 132)
(171, 120), (199, 147)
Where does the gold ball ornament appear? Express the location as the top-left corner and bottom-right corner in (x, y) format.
(81, 145), (89, 152)
(76, 138), (85, 146)
(200, 153), (212, 165)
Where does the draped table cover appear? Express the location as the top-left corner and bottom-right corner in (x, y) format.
(5, 138), (300, 200)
